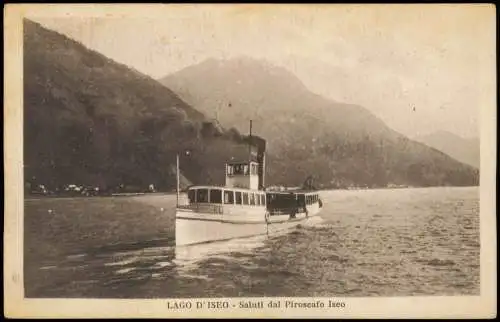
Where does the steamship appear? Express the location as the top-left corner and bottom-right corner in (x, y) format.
(175, 122), (323, 246)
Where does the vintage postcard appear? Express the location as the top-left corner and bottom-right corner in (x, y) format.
(4, 3), (496, 318)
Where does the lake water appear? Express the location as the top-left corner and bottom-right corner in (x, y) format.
(24, 187), (480, 298)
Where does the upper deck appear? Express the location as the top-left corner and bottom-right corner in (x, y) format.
(186, 185), (266, 208)
(184, 185), (321, 212)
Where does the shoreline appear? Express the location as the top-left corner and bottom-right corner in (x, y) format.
(23, 185), (479, 201)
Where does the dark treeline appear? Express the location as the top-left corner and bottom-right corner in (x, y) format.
(24, 20), (255, 194)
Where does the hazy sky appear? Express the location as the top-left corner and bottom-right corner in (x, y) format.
(31, 4), (495, 139)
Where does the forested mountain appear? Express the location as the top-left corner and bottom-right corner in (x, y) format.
(24, 20), (255, 193)
(160, 57), (479, 188)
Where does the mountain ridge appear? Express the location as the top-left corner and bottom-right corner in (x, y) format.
(23, 20), (478, 192)
(23, 19), (259, 193)
(413, 131), (479, 169)
(160, 57), (479, 188)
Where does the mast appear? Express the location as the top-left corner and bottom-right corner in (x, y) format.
(262, 149), (266, 189)
(248, 119), (253, 162)
(176, 153), (180, 207)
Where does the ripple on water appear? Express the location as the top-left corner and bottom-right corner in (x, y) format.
(178, 273), (212, 282)
(104, 257), (139, 267)
(153, 261), (174, 268)
(116, 267), (136, 275)
(417, 258), (457, 267)
(66, 254), (87, 260)
(27, 187), (479, 298)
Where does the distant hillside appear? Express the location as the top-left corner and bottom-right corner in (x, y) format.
(23, 20), (256, 193)
(414, 131), (479, 169)
(160, 57), (479, 188)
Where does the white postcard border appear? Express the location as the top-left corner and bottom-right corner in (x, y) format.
(4, 4), (497, 318)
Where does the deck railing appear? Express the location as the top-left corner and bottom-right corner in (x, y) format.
(178, 201), (309, 216)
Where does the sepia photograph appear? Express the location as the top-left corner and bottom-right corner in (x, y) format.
(4, 3), (496, 318)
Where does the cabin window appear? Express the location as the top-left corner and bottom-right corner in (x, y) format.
(235, 191), (242, 205)
(298, 194), (305, 207)
(197, 189), (209, 203)
(227, 165), (234, 176)
(188, 189), (196, 203)
(242, 193), (249, 205)
(268, 193), (299, 209)
(255, 194), (260, 206)
(224, 190), (234, 204)
(232, 164), (252, 176)
(267, 193), (274, 205)
(209, 189), (222, 204)
(260, 194), (265, 206)
(249, 193), (255, 205)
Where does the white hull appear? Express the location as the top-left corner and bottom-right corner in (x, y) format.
(175, 205), (321, 247)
